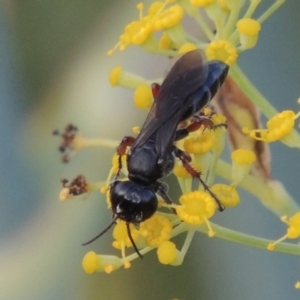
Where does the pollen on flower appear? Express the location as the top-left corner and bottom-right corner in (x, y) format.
(134, 84), (153, 109)
(242, 110), (300, 143)
(82, 252), (124, 274)
(237, 18), (261, 49)
(206, 40), (238, 66)
(231, 149), (256, 186)
(237, 18), (261, 36)
(190, 0), (216, 7)
(112, 221), (140, 249)
(132, 126), (140, 134)
(109, 66), (123, 86)
(178, 43), (197, 53)
(140, 215), (173, 247)
(183, 132), (217, 154)
(100, 186), (109, 194)
(176, 190), (216, 225)
(159, 32), (173, 49)
(231, 149), (256, 165)
(173, 164), (192, 178)
(152, 5), (185, 31)
(157, 241), (178, 265)
(211, 184), (240, 207)
(112, 153), (126, 173)
(82, 251), (99, 274)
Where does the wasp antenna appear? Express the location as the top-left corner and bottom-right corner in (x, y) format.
(126, 222), (143, 259)
(82, 216), (118, 246)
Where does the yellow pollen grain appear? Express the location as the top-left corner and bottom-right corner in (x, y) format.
(178, 43), (197, 53)
(152, 5), (184, 30)
(82, 251), (98, 274)
(173, 165), (191, 178)
(206, 40), (238, 66)
(100, 186), (109, 194)
(236, 18), (261, 36)
(231, 149), (256, 165)
(134, 84), (153, 109)
(124, 260), (131, 269)
(184, 133), (216, 154)
(159, 32), (173, 49)
(157, 241), (177, 264)
(109, 66), (123, 86)
(104, 265), (115, 274)
(211, 184), (240, 207)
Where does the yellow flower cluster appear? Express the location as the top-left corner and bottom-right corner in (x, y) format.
(56, 1), (300, 287)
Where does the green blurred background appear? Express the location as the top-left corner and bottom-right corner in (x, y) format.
(1, 0), (300, 299)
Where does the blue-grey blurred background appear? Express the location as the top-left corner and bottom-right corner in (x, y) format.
(0, 1), (300, 299)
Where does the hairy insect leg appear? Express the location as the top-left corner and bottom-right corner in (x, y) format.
(155, 182), (177, 214)
(115, 136), (135, 179)
(173, 147), (225, 211)
(174, 113), (227, 142)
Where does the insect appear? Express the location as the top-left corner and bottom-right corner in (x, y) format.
(83, 50), (229, 257)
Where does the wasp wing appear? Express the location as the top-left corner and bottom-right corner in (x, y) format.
(133, 50), (209, 158)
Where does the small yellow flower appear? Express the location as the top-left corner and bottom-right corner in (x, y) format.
(237, 18), (261, 49)
(82, 251), (123, 274)
(206, 40), (238, 66)
(108, 1), (184, 54)
(140, 215), (173, 247)
(231, 149), (256, 186)
(157, 241), (181, 265)
(152, 4), (185, 31)
(178, 42), (197, 53)
(211, 184), (240, 207)
(176, 190), (216, 225)
(268, 212), (300, 251)
(231, 148), (256, 165)
(134, 84), (153, 109)
(112, 221), (140, 249)
(183, 132), (217, 154)
(243, 109), (300, 145)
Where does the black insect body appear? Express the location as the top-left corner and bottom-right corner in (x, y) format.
(83, 50), (229, 257)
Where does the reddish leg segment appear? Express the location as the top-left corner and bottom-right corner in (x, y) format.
(173, 147), (224, 211)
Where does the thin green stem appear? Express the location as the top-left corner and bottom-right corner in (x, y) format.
(257, 0), (285, 24)
(197, 222), (300, 256)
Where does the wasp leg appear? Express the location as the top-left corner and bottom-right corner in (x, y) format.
(151, 83), (161, 98)
(154, 181), (177, 214)
(175, 113), (227, 142)
(115, 136), (136, 179)
(173, 147), (225, 211)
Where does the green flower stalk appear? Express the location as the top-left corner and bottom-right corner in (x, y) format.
(55, 0), (300, 288)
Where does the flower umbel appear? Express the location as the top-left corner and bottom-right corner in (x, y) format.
(56, 0), (300, 289)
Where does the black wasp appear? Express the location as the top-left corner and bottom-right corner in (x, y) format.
(83, 50), (229, 257)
